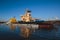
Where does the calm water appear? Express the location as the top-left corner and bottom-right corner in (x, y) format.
(0, 24), (60, 40)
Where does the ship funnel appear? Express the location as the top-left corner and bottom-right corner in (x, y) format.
(25, 8), (31, 13)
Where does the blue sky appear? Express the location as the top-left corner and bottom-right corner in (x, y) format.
(0, 0), (60, 20)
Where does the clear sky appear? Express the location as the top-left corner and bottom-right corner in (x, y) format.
(0, 0), (60, 21)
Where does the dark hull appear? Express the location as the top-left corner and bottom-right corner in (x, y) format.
(18, 21), (44, 24)
(17, 21), (54, 29)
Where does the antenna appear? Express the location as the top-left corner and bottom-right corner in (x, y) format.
(13, 16), (16, 18)
(25, 8), (31, 13)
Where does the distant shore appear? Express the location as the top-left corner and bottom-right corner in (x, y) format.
(0, 22), (5, 23)
(0, 20), (60, 25)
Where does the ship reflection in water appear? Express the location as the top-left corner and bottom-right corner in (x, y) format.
(9, 24), (16, 31)
(0, 24), (60, 40)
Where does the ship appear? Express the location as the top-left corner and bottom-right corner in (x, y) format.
(18, 9), (54, 29)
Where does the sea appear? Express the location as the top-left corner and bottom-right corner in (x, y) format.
(0, 24), (60, 40)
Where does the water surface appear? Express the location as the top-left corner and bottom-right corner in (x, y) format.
(0, 24), (60, 40)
